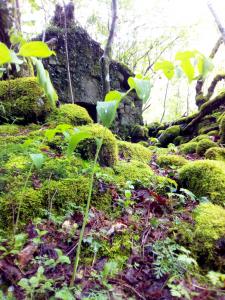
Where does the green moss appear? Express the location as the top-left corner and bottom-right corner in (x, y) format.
(178, 160), (225, 204)
(191, 135), (210, 142)
(205, 147), (225, 162)
(179, 141), (198, 154)
(0, 77), (52, 124)
(207, 130), (219, 136)
(117, 140), (152, 164)
(76, 124), (118, 167)
(4, 155), (31, 171)
(131, 125), (148, 142)
(0, 124), (20, 135)
(147, 122), (160, 137)
(0, 188), (43, 230)
(47, 104), (93, 126)
(196, 139), (218, 156)
(156, 154), (187, 168)
(138, 141), (149, 147)
(219, 114), (225, 144)
(113, 160), (154, 186)
(198, 124), (219, 135)
(158, 125), (181, 146)
(196, 94), (207, 107)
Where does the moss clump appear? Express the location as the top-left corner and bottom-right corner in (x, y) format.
(76, 124), (118, 167)
(191, 135), (210, 142)
(47, 104), (93, 126)
(0, 124), (20, 135)
(158, 125), (181, 146)
(205, 147), (225, 162)
(0, 188), (43, 230)
(147, 122), (160, 137)
(207, 130), (219, 136)
(198, 124), (219, 135)
(179, 141), (198, 154)
(131, 125), (148, 142)
(156, 154), (187, 168)
(0, 77), (52, 124)
(219, 114), (225, 144)
(179, 160), (225, 204)
(4, 155), (31, 172)
(196, 139), (218, 156)
(117, 140), (152, 163)
(113, 160), (154, 186)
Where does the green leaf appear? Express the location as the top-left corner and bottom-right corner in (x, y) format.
(196, 53), (214, 79)
(105, 90), (124, 102)
(55, 288), (75, 300)
(19, 41), (55, 58)
(34, 58), (47, 87)
(175, 51), (195, 61)
(154, 60), (175, 79)
(66, 129), (91, 157)
(30, 153), (45, 169)
(44, 70), (58, 106)
(0, 42), (11, 65)
(97, 100), (118, 128)
(128, 75), (151, 102)
(180, 60), (195, 82)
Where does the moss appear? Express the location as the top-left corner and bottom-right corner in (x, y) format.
(207, 130), (219, 136)
(76, 124), (118, 167)
(147, 121), (160, 137)
(205, 147), (225, 162)
(47, 104), (93, 126)
(131, 125), (148, 142)
(4, 154), (31, 172)
(138, 141), (149, 147)
(173, 136), (183, 146)
(219, 114), (225, 144)
(117, 140), (152, 164)
(179, 141), (198, 154)
(154, 176), (178, 195)
(156, 154), (187, 168)
(178, 160), (225, 204)
(113, 160), (154, 186)
(0, 124), (20, 135)
(191, 135), (210, 142)
(198, 124), (219, 135)
(196, 139), (218, 156)
(0, 188), (43, 230)
(158, 125), (181, 146)
(0, 77), (52, 124)
(196, 94), (207, 108)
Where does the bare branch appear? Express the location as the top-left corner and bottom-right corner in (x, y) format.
(208, 2), (225, 44)
(100, 0), (118, 98)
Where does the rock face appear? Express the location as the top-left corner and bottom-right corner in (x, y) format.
(40, 5), (143, 138)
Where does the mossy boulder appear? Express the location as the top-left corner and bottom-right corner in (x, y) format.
(0, 124), (20, 135)
(131, 125), (148, 142)
(147, 122), (160, 137)
(179, 160), (225, 204)
(179, 141), (198, 154)
(0, 77), (52, 124)
(156, 154), (187, 168)
(196, 139), (218, 156)
(158, 125), (180, 146)
(191, 134), (210, 142)
(113, 160), (154, 186)
(117, 140), (152, 163)
(205, 147), (225, 162)
(76, 124), (118, 167)
(47, 103), (93, 126)
(219, 114), (225, 144)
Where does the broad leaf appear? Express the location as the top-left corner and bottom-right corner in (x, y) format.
(180, 60), (195, 82)
(196, 54), (213, 79)
(175, 51), (195, 61)
(55, 288), (75, 300)
(66, 129), (91, 157)
(34, 58), (47, 87)
(19, 41), (55, 58)
(154, 60), (175, 80)
(30, 153), (45, 169)
(0, 42), (11, 65)
(97, 101), (118, 128)
(128, 75), (151, 103)
(105, 90), (124, 102)
(44, 70), (58, 107)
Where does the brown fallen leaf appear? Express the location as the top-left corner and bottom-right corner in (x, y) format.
(18, 243), (38, 269)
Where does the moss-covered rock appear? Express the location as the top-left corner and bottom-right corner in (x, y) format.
(147, 122), (160, 137)
(47, 103), (93, 126)
(117, 140), (152, 163)
(196, 139), (218, 156)
(156, 154), (188, 168)
(207, 130), (219, 137)
(76, 124), (118, 167)
(179, 141), (198, 154)
(219, 114), (225, 144)
(0, 77), (52, 124)
(191, 134), (210, 142)
(0, 124), (20, 135)
(131, 125), (148, 142)
(113, 160), (154, 186)
(158, 125), (181, 146)
(178, 160), (225, 204)
(205, 147), (225, 162)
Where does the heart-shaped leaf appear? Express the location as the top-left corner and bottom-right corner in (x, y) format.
(128, 75), (151, 103)
(66, 129), (91, 157)
(105, 90), (124, 102)
(0, 42), (11, 65)
(30, 153), (45, 169)
(19, 41), (55, 58)
(97, 101), (118, 128)
(154, 60), (175, 79)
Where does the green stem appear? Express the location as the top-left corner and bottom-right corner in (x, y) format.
(14, 163), (33, 235)
(70, 137), (104, 286)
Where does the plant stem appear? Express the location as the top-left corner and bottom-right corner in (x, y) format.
(14, 163), (33, 235)
(70, 137), (104, 286)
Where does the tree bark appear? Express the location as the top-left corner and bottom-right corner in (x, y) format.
(100, 0), (118, 99)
